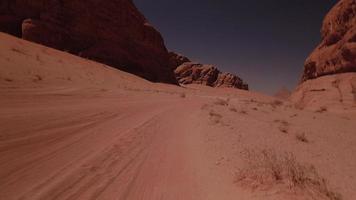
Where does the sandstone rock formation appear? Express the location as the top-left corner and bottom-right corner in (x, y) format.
(0, 0), (176, 83)
(169, 52), (190, 70)
(301, 0), (356, 82)
(174, 62), (248, 90)
(291, 73), (356, 110)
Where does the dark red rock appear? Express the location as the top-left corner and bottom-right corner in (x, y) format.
(169, 52), (191, 70)
(174, 62), (248, 90)
(0, 0), (177, 84)
(301, 0), (356, 82)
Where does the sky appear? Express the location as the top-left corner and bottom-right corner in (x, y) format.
(133, 0), (338, 94)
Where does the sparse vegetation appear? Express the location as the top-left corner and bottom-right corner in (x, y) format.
(229, 107), (238, 112)
(240, 110), (248, 114)
(214, 98), (229, 106)
(209, 110), (223, 124)
(316, 106), (328, 113)
(4, 78), (13, 82)
(11, 47), (27, 55)
(296, 132), (309, 143)
(279, 126), (288, 133)
(235, 149), (342, 200)
(274, 119), (289, 133)
(180, 93), (186, 98)
(271, 100), (284, 107)
(33, 75), (43, 82)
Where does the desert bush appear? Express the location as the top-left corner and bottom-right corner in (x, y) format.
(33, 74), (43, 82)
(214, 98), (229, 106)
(235, 150), (342, 200)
(209, 110), (223, 124)
(271, 100), (284, 107)
(296, 132), (309, 143)
(4, 78), (13, 82)
(180, 93), (186, 98)
(240, 110), (248, 114)
(316, 106), (328, 113)
(235, 149), (342, 200)
(229, 107), (238, 112)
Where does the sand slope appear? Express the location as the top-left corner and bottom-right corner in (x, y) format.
(1, 33), (356, 200)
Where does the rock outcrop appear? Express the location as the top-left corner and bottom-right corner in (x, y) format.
(0, 0), (176, 83)
(301, 0), (356, 82)
(174, 62), (248, 90)
(169, 52), (190, 70)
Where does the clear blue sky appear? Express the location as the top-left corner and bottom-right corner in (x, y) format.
(134, 0), (337, 94)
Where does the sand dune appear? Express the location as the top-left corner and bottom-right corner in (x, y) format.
(1, 33), (356, 200)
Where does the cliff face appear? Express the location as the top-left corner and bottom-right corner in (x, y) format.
(174, 62), (248, 90)
(0, 0), (177, 83)
(301, 0), (356, 82)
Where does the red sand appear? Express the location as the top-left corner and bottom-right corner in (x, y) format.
(1, 33), (356, 200)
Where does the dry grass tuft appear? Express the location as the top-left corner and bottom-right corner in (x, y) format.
(296, 132), (309, 143)
(274, 119), (289, 133)
(4, 78), (13, 82)
(209, 110), (223, 124)
(214, 98), (229, 106)
(11, 47), (27, 55)
(235, 149), (342, 200)
(271, 100), (284, 107)
(240, 110), (248, 114)
(229, 107), (238, 112)
(33, 74), (43, 82)
(315, 106), (328, 113)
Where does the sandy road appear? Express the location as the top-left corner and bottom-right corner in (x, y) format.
(0, 90), (212, 200)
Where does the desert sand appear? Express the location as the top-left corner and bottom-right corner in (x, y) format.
(1, 33), (356, 200)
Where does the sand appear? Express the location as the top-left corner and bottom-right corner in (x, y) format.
(1, 33), (356, 200)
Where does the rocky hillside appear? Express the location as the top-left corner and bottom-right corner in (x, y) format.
(292, 0), (356, 110)
(301, 0), (356, 82)
(0, 0), (176, 83)
(174, 62), (248, 90)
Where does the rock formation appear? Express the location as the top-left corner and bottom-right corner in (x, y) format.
(301, 0), (356, 82)
(169, 52), (190, 70)
(292, 0), (356, 110)
(0, 0), (176, 83)
(174, 62), (248, 90)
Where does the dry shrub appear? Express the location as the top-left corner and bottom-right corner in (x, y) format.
(209, 110), (223, 124)
(296, 132), (309, 143)
(4, 78), (13, 82)
(279, 126), (289, 133)
(33, 74), (43, 82)
(274, 119), (289, 133)
(11, 47), (27, 55)
(240, 110), (248, 114)
(229, 107), (238, 112)
(180, 93), (186, 98)
(214, 98), (229, 106)
(316, 106), (328, 113)
(235, 149), (342, 200)
(271, 100), (284, 107)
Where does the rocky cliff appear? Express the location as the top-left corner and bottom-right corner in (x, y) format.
(301, 0), (356, 82)
(292, 0), (356, 110)
(0, 0), (176, 83)
(174, 62), (248, 90)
